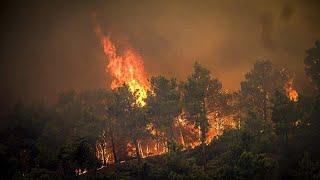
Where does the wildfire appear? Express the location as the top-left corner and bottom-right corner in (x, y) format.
(95, 25), (149, 106)
(93, 22), (235, 165)
(284, 79), (298, 102)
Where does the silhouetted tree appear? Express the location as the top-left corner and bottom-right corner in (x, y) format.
(305, 40), (320, 90)
(111, 85), (149, 162)
(147, 76), (181, 151)
(272, 90), (297, 149)
(181, 62), (222, 169)
(240, 60), (290, 121)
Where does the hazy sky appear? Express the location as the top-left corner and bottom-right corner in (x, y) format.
(0, 0), (319, 111)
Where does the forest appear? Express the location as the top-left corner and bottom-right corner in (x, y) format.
(0, 40), (320, 179)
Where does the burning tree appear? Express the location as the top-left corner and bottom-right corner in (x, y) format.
(207, 91), (235, 140)
(109, 85), (149, 162)
(94, 25), (149, 106)
(240, 60), (297, 122)
(147, 76), (182, 151)
(181, 62), (222, 168)
(95, 24), (154, 163)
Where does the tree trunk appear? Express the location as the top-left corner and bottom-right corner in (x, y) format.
(201, 99), (207, 170)
(284, 130), (289, 150)
(263, 92), (268, 121)
(101, 142), (106, 165)
(200, 120), (207, 170)
(110, 130), (117, 163)
(134, 138), (142, 163)
(167, 124), (175, 152)
(169, 125), (175, 143)
(156, 131), (160, 154)
(178, 125), (186, 148)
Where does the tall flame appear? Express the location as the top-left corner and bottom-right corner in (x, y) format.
(284, 78), (298, 102)
(95, 25), (149, 106)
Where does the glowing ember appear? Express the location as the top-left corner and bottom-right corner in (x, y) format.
(284, 79), (298, 102)
(95, 25), (149, 106)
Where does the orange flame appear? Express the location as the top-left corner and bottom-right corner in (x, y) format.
(95, 25), (149, 106)
(206, 113), (236, 144)
(284, 79), (298, 102)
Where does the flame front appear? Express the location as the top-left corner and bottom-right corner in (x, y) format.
(95, 26), (149, 106)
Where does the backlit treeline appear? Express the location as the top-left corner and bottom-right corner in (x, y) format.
(94, 34), (299, 165)
(95, 63), (238, 165)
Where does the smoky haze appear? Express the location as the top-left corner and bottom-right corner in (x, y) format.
(0, 0), (319, 113)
